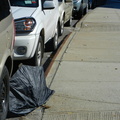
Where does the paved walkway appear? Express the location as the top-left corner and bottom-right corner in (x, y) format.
(42, 0), (120, 119)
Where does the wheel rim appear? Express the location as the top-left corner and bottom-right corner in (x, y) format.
(61, 19), (64, 35)
(37, 42), (42, 66)
(54, 25), (58, 49)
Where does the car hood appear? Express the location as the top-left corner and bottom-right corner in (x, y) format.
(11, 7), (37, 19)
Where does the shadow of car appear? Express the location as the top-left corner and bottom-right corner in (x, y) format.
(91, 0), (107, 9)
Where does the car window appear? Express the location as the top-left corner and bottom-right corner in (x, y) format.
(0, 0), (10, 21)
(10, 0), (38, 7)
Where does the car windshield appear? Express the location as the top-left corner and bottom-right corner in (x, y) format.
(10, 0), (38, 7)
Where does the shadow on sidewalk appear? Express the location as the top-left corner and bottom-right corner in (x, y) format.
(101, 0), (120, 9)
(92, 0), (120, 9)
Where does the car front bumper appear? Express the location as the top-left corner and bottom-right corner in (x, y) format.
(14, 34), (39, 60)
(73, 1), (81, 12)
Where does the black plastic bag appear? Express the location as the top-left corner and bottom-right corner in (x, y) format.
(8, 65), (54, 117)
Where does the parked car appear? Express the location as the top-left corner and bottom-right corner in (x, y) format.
(72, 0), (89, 19)
(10, 0), (60, 66)
(58, 0), (73, 35)
(0, 0), (15, 120)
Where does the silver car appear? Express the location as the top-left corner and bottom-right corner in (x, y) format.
(0, 0), (15, 120)
(58, 0), (73, 35)
(72, 0), (89, 19)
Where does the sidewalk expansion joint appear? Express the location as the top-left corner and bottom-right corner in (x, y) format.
(54, 94), (120, 105)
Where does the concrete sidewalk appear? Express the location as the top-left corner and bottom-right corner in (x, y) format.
(42, 2), (120, 120)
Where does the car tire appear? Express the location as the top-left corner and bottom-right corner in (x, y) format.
(52, 24), (59, 51)
(84, 3), (88, 15)
(77, 4), (83, 19)
(65, 17), (72, 27)
(59, 18), (64, 36)
(30, 36), (44, 66)
(0, 66), (9, 120)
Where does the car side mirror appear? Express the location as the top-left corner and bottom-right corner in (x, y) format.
(43, 1), (55, 9)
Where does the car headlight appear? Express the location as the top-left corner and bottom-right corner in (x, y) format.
(15, 17), (36, 32)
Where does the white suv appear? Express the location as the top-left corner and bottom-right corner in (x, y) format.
(0, 0), (15, 120)
(10, 0), (60, 66)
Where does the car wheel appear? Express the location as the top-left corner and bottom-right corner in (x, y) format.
(84, 3), (88, 15)
(59, 18), (64, 36)
(30, 37), (44, 66)
(0, 66), (9, 120)
(52, 24), (59, 51)
(77, 4), (83, 19)
(65, 17), (72, 27)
